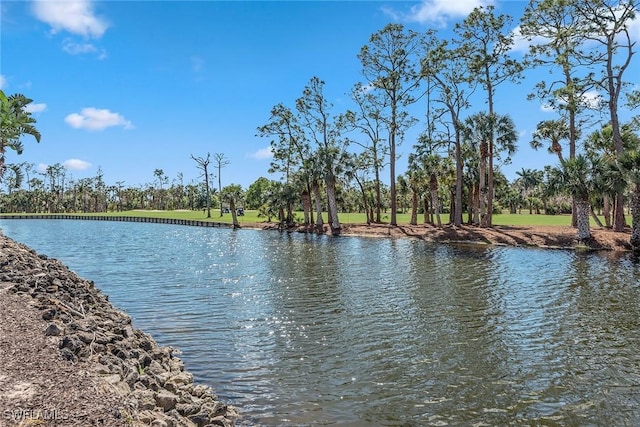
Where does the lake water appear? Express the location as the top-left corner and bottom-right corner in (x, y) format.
(2, 219), (640, 426)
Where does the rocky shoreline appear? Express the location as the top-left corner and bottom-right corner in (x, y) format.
(0, 234), (239, 426)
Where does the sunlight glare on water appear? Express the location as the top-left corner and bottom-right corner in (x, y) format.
(2, 219), (640, 426)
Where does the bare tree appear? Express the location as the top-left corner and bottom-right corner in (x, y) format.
(214, 153), (230, 216)
(191, 153), (213, 218)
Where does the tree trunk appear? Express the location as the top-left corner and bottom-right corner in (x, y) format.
(354, 175), (370, 225)
(430, 174), (441, 227)
(473, 182), (480, 226)
(326, 172), (340, 235)
(229, 198), (239, 229)
(454, 135), (463, 227)
(410, 190), (418, 225)
(590, 207), (603, 228)
(374, 160), (382, 223)
(390, 105), (398, 226)
(576, 199), (591, 241)
(486, 142), (494, 227)
(286, 202), (294, 226)
(301, 189), (311, 226)
(603, 194), (611, 228)
(423, 196), (429, 224)
(631, 186), (640, 250)
(614, 193), (626, 232)
(313, 180), (324, 232)
(478, 143), (487, 227)
(278, 207), (285, 227)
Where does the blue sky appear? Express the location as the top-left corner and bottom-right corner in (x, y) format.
(1, 0), (639, 191)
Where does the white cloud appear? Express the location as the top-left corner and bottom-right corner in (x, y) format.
(32, 0), (108, 38)
(65, 107), (134, 131)
(36, 163), (48, 173)
(0, 75), (6, 89)
(546, 90), (603, 111)
(540, 103), (555, 113)
(582, 90), (603, 109)
(510, 25), (550, 54)
(25, 103), (47, 113)
(63, 158), (91, 170)
(629, 15), (640, 41)
(62, 39), (107, 59)
(63, 40), (97, 55)
(250, 147), (273, 160)
(384, 0), (493, 26)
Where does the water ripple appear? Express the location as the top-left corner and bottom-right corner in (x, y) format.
(2, 219), (640, 426)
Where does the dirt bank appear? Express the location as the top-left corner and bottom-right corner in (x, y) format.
(248, 222), (633, 252)
(0, 234), (239, 427)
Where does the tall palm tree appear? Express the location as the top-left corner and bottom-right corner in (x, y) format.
(615, 151), (640, 249)
(2, 164), (24, 195)
(396, 175), (410, 216)
(0, 91), (41, 181)
(423, 153), (444, 227)
(220, 184), (244, 229)
(462, 112), (517, 227)
(548, 155), (595, 241)
(515, 168), (543, 214)
(585, 123), (640, 228)
(530, 119), (571, 162)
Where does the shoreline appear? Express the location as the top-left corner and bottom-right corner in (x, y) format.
(1, 214), (632, 252)
(0, 234), (239, 427)
(249, 222), (633, 253)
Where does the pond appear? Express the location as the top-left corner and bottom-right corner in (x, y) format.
(2, 219), (640, 426)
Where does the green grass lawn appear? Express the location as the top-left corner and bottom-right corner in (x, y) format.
(3, 209), (604, 227)
(342, 211), (579, 226)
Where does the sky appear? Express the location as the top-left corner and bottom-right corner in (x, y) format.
(1, 0), (639, 191)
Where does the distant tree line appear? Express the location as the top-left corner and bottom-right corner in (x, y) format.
(2, 0), (640, 248)
(255, 0), (640, 245)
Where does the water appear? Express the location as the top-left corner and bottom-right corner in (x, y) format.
(2, 219), (640, 426)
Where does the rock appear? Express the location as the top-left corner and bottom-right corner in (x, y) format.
(44, 323), (62, 336)
(59, 335), (83, 354)
(191, 384), (211, 398)
(112, 348), (129, 360)
(137, 410), (156, 424)
(211, 415), (234, 427)
(139, 353), (153, 369)
(41, 308), (56, 320)
(133, 389), (156, 410)
(77, 330), (95, 344)
(155, 371), (172, 387)
(94, 365), (111, 375)
(59, 347), (76, 362)
(1, 234), (239, 427)
(124, 370), (139, 388)
(139, 374), (160, 391)
(154, 391), (178, 412)
(188, 412), (212, 427)
(165, 372), (193, 393)
(147, 360), (165, 376)
(176, 402), (201, 416)
(94, 333), (109, 345)
(168, 358), (184, 373)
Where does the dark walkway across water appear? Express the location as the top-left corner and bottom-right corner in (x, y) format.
(0, 214), (233, 228)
